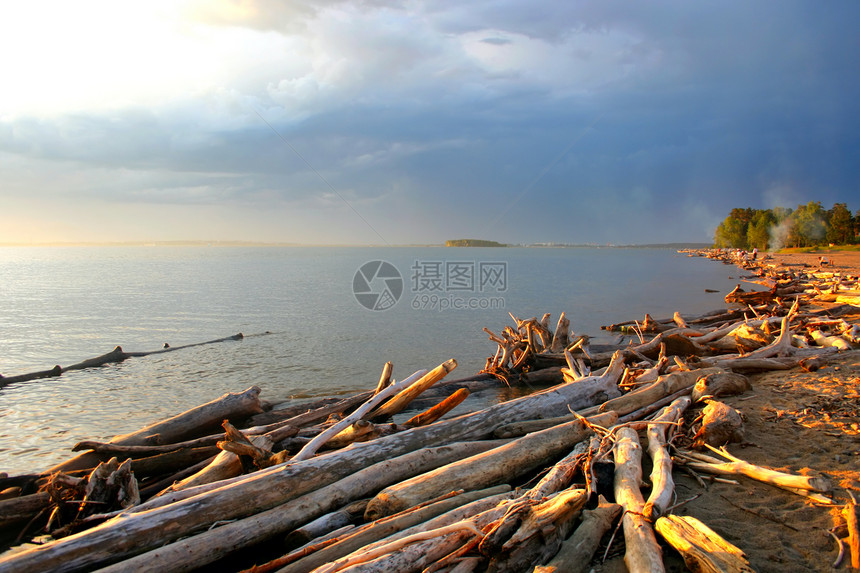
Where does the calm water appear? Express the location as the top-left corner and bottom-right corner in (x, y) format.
(0, 246), (738, 473)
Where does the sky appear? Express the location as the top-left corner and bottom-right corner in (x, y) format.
(1, 1), (857, 246)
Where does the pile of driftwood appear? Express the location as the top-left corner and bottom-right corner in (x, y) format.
(1, 275), (859, 571)
(682, 248), (860, 308)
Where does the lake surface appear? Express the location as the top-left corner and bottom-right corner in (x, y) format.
(0, 246), (739, 474)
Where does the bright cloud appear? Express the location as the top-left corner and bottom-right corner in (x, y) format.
(0, 1), (857, 245)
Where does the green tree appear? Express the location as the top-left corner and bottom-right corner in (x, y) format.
(826, 203), (854, 245)
(714, 214), (748, 248)
(747, 209), (775, 250)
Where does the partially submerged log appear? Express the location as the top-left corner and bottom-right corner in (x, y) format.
(0, 333), (246, 388)
(49, 386), (265, 474)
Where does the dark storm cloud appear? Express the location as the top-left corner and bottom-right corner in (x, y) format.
(1, 0), (857, 244)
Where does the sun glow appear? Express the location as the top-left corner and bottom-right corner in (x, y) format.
(0, 1), (236, 116)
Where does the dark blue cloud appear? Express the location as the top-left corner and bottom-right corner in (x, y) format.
(1, 0), (857, 244)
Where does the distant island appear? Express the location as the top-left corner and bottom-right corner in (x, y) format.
(445, 239), (507, 247)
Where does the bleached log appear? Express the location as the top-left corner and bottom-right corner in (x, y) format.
(634, 356), (669, 385)
(614, 427), (665, 573)
(374, 362), (393, 395)
(323, 420), (378, 450)
(293, 370), (429, 462)
(365, 411), (618, 520)
(701, 356), (799, 372)
(550, 312), (570, 353)
(643, 397), (690, 520)
(655, 514), (753, 572)
(533, 495), (621, 573)
(492, 415), (574, 439)
(325, 496), (524, 573)
(351, 489), (517, 562)
(504, 492), (586, 548)
(616, 386), (692, 426)
(167, 434), (274, 492)
(49, 386), (264, 473)
(678, 446), (832, 498)
(93, 441), (504, 573)
(368, 360), (457, 420)
(0, 355), (626, 573)
(809, 329), (852, 351)
(725, 299), (800, 361)
(485, 489), (588, 573)
(524, 440), (591, 501)
(284, 499), (369, 549)
(316, 521), (483, 573)
(598, 368), (722, 417)
(673, 312), (690, 328)
(277, 486), (510, 573)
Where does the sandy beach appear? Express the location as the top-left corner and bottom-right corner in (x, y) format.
(764, 250), (860, 276)
(614, 250), (860, 572)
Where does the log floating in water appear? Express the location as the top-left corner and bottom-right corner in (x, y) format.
(0, 333), (248, 387)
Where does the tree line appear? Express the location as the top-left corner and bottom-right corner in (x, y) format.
(713, 201), (858, 250)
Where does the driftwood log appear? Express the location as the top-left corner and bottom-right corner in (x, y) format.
(0, 333), (246, 387)
(643, 396), (690, 520)
(655, 514), (754, 572)
(614, 426), (665, 573)
(364, 411), (617, 520)
(274, 486), (512, 573)
(533, 495), (621, 573)
(94, 441), (505, 573)
(48, 386), (265, 474)
(0, 355), (627, 572)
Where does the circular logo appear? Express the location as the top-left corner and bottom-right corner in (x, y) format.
(353, 260), (403, 311)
